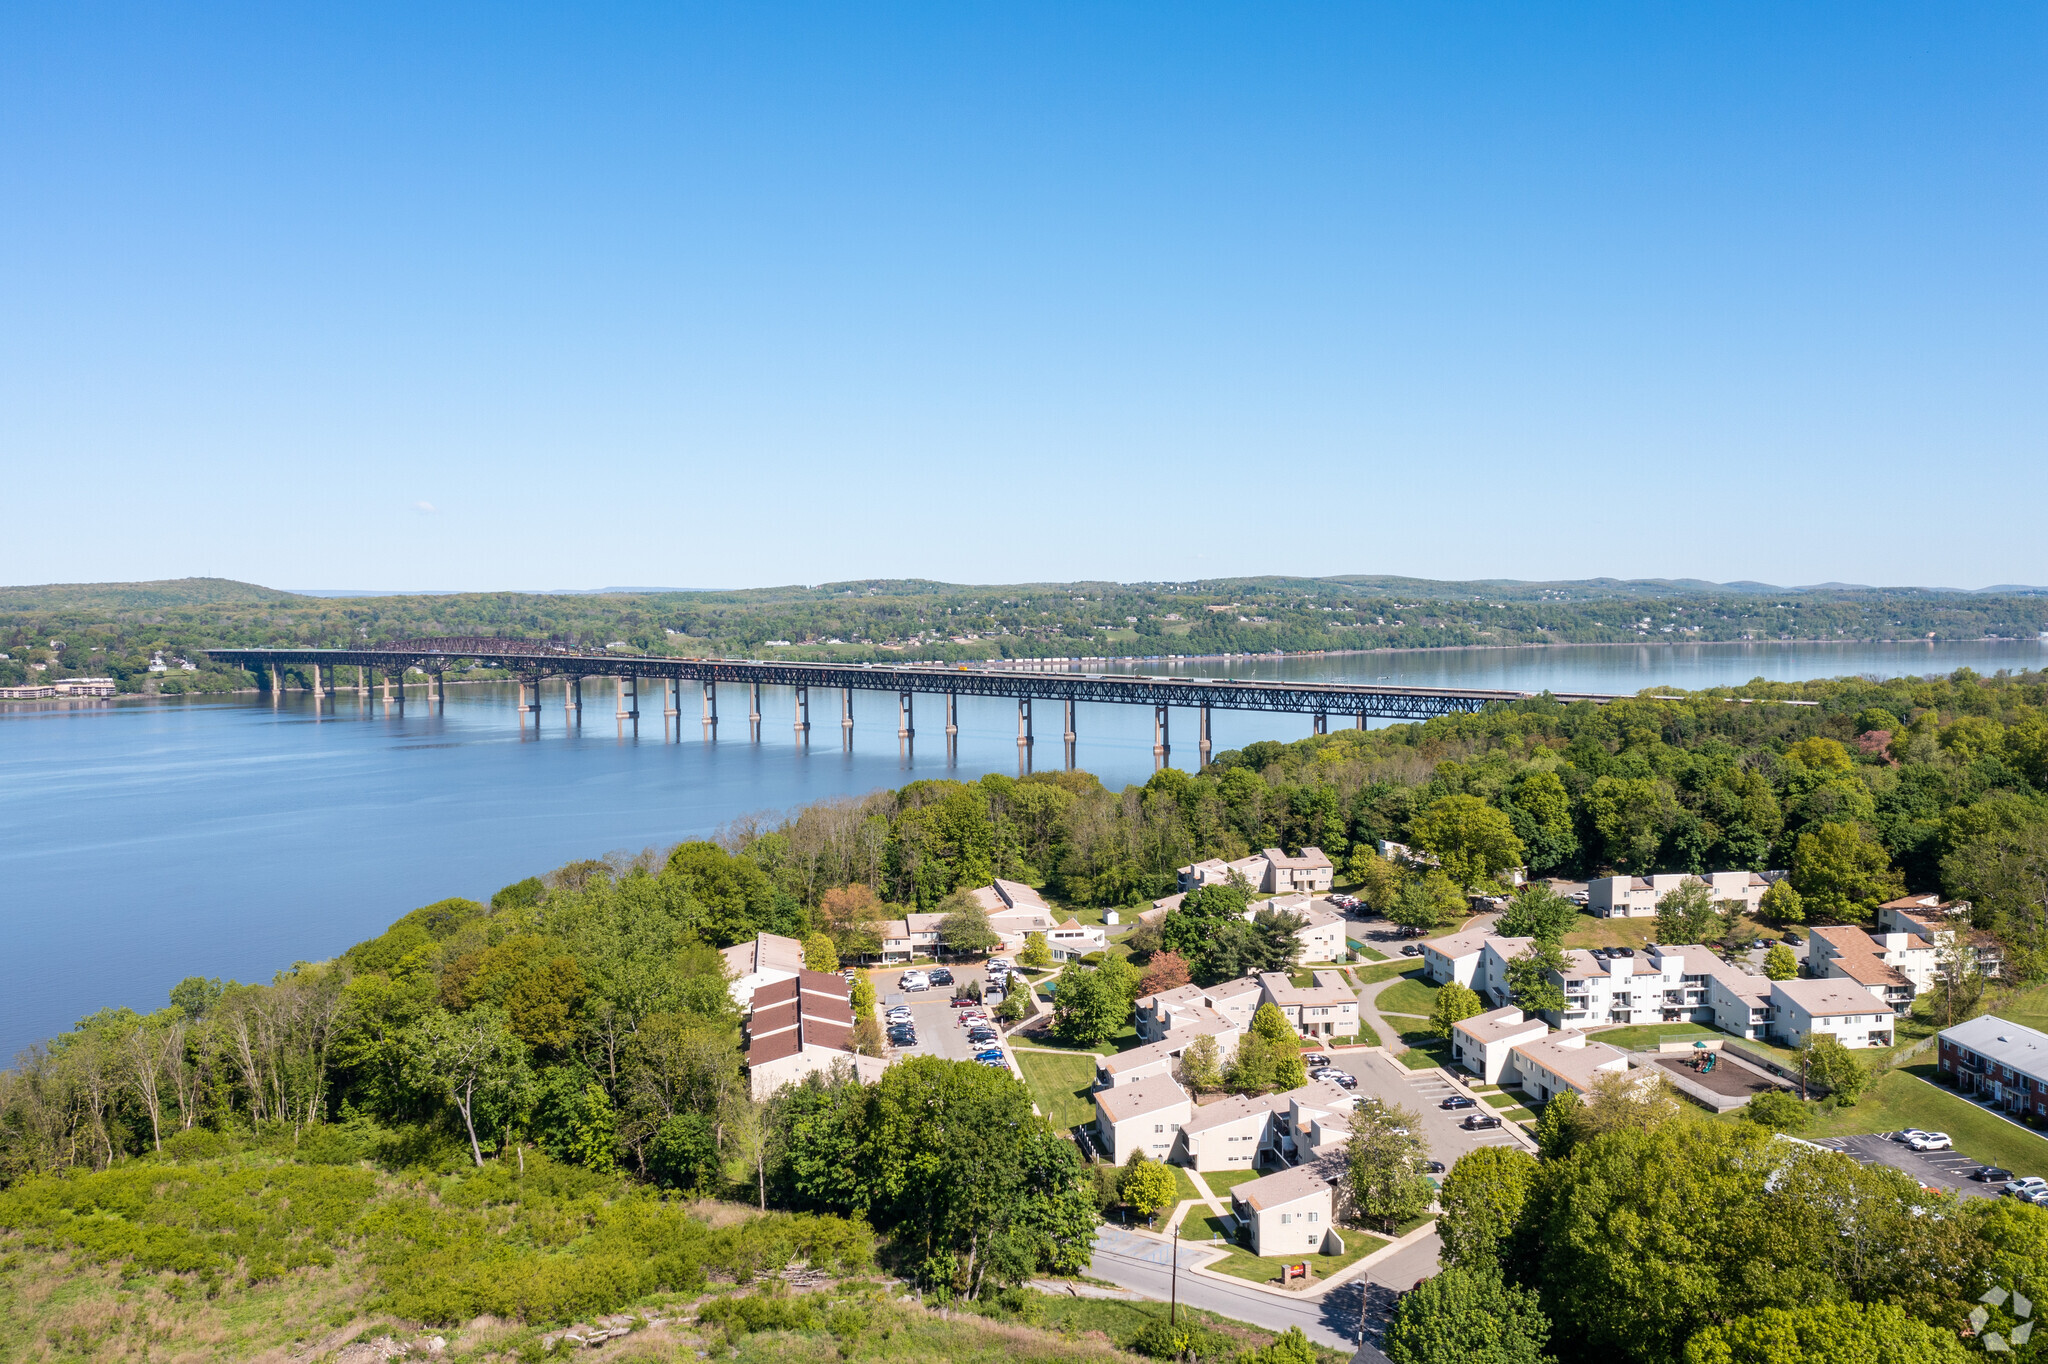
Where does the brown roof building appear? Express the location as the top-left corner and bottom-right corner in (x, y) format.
(744, 969), (890, 1098)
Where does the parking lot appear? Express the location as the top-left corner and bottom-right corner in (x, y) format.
(1807, 1133), (2006, 1199)
(1336, 1049), (1530, 1162)
(878, 963), (1013, 1067)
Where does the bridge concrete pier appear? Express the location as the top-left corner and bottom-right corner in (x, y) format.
(661, 678), (680, 741)
(1198, 705), (1212, 768)
(703, 680), (718, 739)
(357, 666), (370, 698)
(310, 664), (328, 711)
(1313, 712), (1327, 736)
(1153, 704), (1170, 769)
(842, 688), (855, 749)
(433, 669), (445, 713)
(749, 683), (762, 742)
(1356, 713), (1367, 730)
(616, 675), (639, 738)
(519, 678), (542, 733)
(268, 664), (281, 703)
(794, 686), (811, 746)
(1017, 698), (1033, 774)
(1063, 699), (1076, 770)
(565, 675), (582, 725)
(899, 691), (914, 743)
(945, 693), (959, 764)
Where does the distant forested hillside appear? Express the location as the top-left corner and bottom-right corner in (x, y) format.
(1, 574), (2044, 693)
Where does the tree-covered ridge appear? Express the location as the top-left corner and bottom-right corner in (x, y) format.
(3, 572), (2045, 692)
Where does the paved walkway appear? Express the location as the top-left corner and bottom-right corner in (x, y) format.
(1356, 976), (1414, 1056)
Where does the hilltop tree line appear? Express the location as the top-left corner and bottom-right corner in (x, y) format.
(4, 574), (2045, 689)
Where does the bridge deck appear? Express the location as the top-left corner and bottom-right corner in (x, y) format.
(207, 645), (1618, 720)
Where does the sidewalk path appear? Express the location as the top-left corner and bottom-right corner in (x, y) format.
(1356, 976), (1412, 1056)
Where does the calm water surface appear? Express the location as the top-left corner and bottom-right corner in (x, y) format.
(3, 639), (2042, 1056)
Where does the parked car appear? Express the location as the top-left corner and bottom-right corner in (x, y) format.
(930, 968), (955, 986)
(1423, 1160), (1446, 1175)
(2004, 1177), (2048, 1200)
(1323, 1072), (1357, 1089)
(975, 1048), (1006, 1062)
(1908, 1132), (1954, 1152)
(899, 971), (930, 991)
(885, 1008), (914, 1023)
(1892, 1129), (1932, 1145)
(951, 997), (980, 1008)
(1440, 1096), (1478, 1110)
(1462, 1114), (1503, 1130)
(1400, 945), (1422, 957)
(1974, 1166), (2015, 1184)
(988, 958), (1015, 974)
(976, 1057), (1008, 1068)
(1302, 1053), (1331, 1069)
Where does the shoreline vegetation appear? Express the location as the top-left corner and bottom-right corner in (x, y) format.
(5, 665), (2048, 1360)
(2, 573), (2043, 696)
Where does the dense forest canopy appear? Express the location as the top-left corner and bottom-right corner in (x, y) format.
(3, 573), (2044, 692)
(8, 666), (2048, 1356)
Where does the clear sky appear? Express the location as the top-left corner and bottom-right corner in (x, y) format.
(3, 5), (2042, 591)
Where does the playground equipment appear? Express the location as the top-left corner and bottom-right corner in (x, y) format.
(1687, 1041), (1718, 1074)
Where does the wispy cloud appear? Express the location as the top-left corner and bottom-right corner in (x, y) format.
(414, 501), (438, 513)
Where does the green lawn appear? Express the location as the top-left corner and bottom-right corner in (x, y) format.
(1013, 1049), (1102, 1129)
(1377, 977), (1445, 1017)
(1559, 914), (1664, 951)
(1483, 1093), (1520, 1108)
(1355, 961), (1427, 987)
(1018, 1020), (1140, 1057)
(1399, 1042), (1449, 1070)
(1188, 1215), (1389, 1285)
(1592, 1023), (1723, 1051)
(1806, 1064), (2048, 1176)
(1348, 939), (1391, 962)
(1200, 1169), (1267, 1198)
(1327, 1023), (1380, 1048)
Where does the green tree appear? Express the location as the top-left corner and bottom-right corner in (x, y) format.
(1236, 1326), (1319, 1364)
(1654, 879), (1721, 945)
(1508, 770), (1579, 876)
(1251, 1001), (1295, 1046)
(1346, 1102), (1431, 1232)
(662, 841), (779, 945)
(1429, 982), (1484, 1040)
(646, 1110), (718, 1191)
(1438, 1146), (1536, 1271)
(1410, 795), (1527, 890)
(1348, 850), (1407, 914)
(1681, 1301), (1968, 1364)
(803, 932), (840, 973)
(938, 896), (1000, 957)
(1051, 966), (1121, 1047)
(1763, 943), (1798, 980)
(1797, 1034), (1866, 1103)
(1533, 1089), (1582, 1160)
(1385, 1264), (1553, 1364)
(850, 972), (876, 1017)
(1504, 942), (1567, 1017)
(1789, 822), (1904, 923)
(1741, 1090), (1811, 1133)
(406, 1005), (534, 1167)
(1758, 880), (1805, 925)
(1176, 1032), (1223, 1093)
(1018, 931), (1053, 969)
(1494, 885), (1578, 943)
(1117, 1153), (1177, 1225)
(1586, 776), (1679, 873)
(864, 1056), (1098, 1295)
(1391, 871), (1466, 936)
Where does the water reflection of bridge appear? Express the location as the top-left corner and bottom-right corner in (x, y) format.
(205, 639), (1618, 769)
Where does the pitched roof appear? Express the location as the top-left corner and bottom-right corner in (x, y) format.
(1233, 1164), (1332, 1212)
(1264, 847), (1333, 871)
(1810, 925), (1912, 988)
(746, 970), (859, 1066)
(721, 931), (805, 979)
(1093, 1074), (1190, 1124)
(1772, 978), (1891, 1017)
(1941, 1015), (2048, 1078)
(1425, 931), (1491, 960)
(1181, 1091), (1291, 1135)
(1511, 1033), (1630, 1089)
(1453, 1006), (1547, 1045)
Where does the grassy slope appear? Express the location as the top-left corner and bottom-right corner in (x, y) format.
(1014, 1050), (1102, 1129)
(1593, 1022), (1723, 1051)
(1376, 977), (1444, 1017)
(1806, 1065), (2048, 1176)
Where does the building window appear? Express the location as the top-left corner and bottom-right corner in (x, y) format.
(1281, 1213), (1292, 1225)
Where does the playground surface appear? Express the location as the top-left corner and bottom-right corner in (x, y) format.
(1649, 1051), (1781, 1099)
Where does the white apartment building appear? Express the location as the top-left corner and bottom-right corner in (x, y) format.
(1505, 1031), (1634, 1102)
(1767, 978), (1896, 1049)
(1093, 1075), (1193, 1164)
(1587, 870), (1776, 918)
(1421, 933), (1536, 1009)
(1176, 848), (1334, 895)
(1230, 1165), (1340, 1257)
(1257, 971), (1360, 1038)
(1450, 1006), (1550, 1084)
(1171, 1080), (1356, 1172)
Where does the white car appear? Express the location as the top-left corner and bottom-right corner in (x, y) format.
(885, 1007), (914, 1021)
(1908, 1132), (1954, 1153)
(1891, 1129), (1932, 1145)
(899, 972), (929, 991)
(2006, 1176), (2048, 1200)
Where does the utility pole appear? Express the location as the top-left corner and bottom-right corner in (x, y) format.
(1170, 1220), (1179, 1327)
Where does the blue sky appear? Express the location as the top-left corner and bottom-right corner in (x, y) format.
(3, 5), (2041, 591)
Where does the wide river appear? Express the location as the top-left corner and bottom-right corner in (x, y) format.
(4, 639), (2043, 1057)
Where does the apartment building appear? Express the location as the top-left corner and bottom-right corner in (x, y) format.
(1877, 894), (2003, 980)
(1230, 1165), (1340, 1257)
(1093, 1075), (1192, 1164)
(1421, 933), (1536, 1008)
(1767, 979), (1896, 1049)
(743, 970), (890, 1098)
(1806, 925), (1924, 1012)
(1505, 1031), (1634, 1102)
(1938, 1015), (2048, 1118)
(1257, 971), (1360, 1038)
(1176, 847), (1334, 895)
(1587, 870), (1776, 918)
(722, 931), (805, 1010)
(1172, 1080), (1356, 1172)
(1450, 1006), (1550, 1084)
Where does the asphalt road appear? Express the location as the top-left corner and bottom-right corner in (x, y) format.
(1345, 1050), (1528, 1161)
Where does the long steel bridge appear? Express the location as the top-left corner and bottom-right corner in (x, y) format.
(205, 638), (1619, 768)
